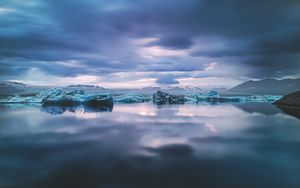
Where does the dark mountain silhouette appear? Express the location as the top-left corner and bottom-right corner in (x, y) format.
(274, 90), (300, 119)
(230, 78), (300, 95)
(0, 81), (27, 96)
(0, 81), (52, 96)
(274, 90), (300, 108)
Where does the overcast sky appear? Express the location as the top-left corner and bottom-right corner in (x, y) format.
(0, 0), (300, 88)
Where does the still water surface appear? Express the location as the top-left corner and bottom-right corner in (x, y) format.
(0, 103), (300, 188)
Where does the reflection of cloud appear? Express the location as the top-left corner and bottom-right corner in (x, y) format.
(175, 104), (245, 117)
(145, 144), (194, 158)
(41, 105), (113, 116)
(233, 103), (282, 116)
(0, 7), (16, 14)
(204, 62), (218, 71)
(205, 123), (218, 133)
(114, 104), (157, 116)
(139, 46), (186, 59)
(141, 136), (187, 148)
(1, 103), (300, 187)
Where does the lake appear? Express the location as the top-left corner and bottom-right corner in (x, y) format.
(0, 103), (300, 188)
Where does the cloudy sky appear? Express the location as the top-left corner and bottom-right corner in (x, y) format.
(0, 0), (300, 88)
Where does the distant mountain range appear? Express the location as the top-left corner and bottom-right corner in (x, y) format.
(0, 82), (107, 96)
(1, 78), (299, 96)
(0, 81), (46, 96)
(229, 78), (300, 95)
(68, 84), (105, 89)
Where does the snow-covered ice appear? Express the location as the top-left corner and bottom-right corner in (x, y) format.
(0, 88), (113, 106)
(114, 94), (151, 103)
(153, 90), (185, 104)
(0, 88), (282, 105)
(192, 90), (282, 103)
(245, 95), (282, 102)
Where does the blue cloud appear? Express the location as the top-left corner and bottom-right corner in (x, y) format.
(0, 0), (300, 82)
(156, 75), (180, 85)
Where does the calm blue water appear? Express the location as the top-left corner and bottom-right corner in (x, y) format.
(0, 103), (300, 188)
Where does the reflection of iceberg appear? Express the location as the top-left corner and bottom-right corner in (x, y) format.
(0, 88), (113, 107)
(83, 105), (113, 113)
(233, 103), (282, 116)
(41, 104), (113, 115)
(41, 106), (76, 115)
(276, 106), (300, 119)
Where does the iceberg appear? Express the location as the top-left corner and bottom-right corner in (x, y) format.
(114, 94), (151, 103)
(192, 90), (241, 102)
(0, 94), (42, 103)
(0, 88), (114, 107)
(192, 90), (282, 103)
(0, 88), (282, 106)
(42, 88), (113, 106)
(246, 95), (282, 102)
(207, 90), (219, 97)
(194, 95), (242, 103)
(153, 90), (185, 104)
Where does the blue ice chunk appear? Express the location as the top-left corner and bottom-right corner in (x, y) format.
(115, 94), (151, 103)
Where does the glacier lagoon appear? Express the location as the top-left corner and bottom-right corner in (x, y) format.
(0, 88), (283, 105)
(0, 102), (300, 188)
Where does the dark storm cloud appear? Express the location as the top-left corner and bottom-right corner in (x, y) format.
(0, 0), (299, 80)
(147, 36), (194, 50)
(156, 75), (180, 85)
(240, 54), (300, 78)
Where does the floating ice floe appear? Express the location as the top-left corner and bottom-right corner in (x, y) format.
(111, 90), (282, 105)
(192, 90), (240, 102)
(0, 88), (283, 106)
(114, 94), (151, 103)
(245, 95), (282, 102)
(153, 90), (185, 104)
(0, 94), (42, 103)
(0, 88), (113, 106)
(192, 90), (282, 103)
(207, 90), (219, 97)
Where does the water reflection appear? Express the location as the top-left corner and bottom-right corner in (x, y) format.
(2, 102), (299, 120)
(38, 102), (300, 120)
(41, 105), (113, 115)
(234, 102), (282, 115)
(276, 106), (300, 119)
(0, 103), (300, 188)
